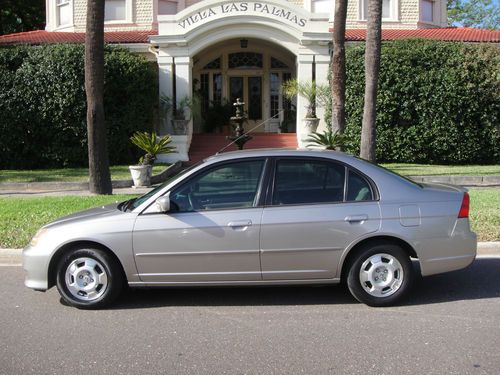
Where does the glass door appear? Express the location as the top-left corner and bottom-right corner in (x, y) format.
(229, 76), (262, 130)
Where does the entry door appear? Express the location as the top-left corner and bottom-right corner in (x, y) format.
(229, 76), (262, 128)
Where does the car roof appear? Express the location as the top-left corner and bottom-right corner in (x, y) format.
(205, 148), (347, 162)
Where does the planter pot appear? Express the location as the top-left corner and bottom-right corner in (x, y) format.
(172, 119), (189, 135)
(302, 117), (320, 134)
(129, 165), (152, 187)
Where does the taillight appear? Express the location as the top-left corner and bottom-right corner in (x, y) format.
(458, 192), (470, 219)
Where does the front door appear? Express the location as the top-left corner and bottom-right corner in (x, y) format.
(132, 159), (267, 283)
(229, 76), (262, 130)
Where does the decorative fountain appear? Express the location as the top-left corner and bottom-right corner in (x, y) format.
(228, 98), (252, 150)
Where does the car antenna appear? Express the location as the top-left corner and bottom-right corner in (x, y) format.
(216, 109), (284, 155)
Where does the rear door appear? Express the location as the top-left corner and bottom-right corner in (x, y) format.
(260, 158), (381, 280)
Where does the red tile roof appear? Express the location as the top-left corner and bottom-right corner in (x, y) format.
(0, 30), (156, 45)
(343, 27), (500, 43)
(0, 27), (498, 46)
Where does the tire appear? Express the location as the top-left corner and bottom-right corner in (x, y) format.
(56, 248), (123, 309)
(346, 242), (414, 307)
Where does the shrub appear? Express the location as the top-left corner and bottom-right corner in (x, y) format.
(0, 44), (157, 168)
(326, 40), (500, 164)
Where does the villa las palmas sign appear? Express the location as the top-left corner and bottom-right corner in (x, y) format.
(178, 2), (308, 29)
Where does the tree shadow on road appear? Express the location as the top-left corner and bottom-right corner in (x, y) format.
(101, 257), (500, 310)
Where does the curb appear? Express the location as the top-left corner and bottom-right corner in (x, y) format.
(2, 242), (499, 259)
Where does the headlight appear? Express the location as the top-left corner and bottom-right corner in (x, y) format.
(30, 228), (48, 247)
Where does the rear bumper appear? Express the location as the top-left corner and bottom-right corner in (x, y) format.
(418, 226), (477, 277)
(23, 245), (50, 291)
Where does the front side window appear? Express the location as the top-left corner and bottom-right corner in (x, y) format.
(273, 160), (345, 205)
(171, 160), (265, 212)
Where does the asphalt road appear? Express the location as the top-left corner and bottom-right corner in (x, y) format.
(1, 257), (500, 375)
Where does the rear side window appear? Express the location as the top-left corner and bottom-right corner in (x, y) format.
(347, 170), (373, 201)
(273, 160), (345, 205)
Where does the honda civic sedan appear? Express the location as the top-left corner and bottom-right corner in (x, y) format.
(23, 149), (476, 308)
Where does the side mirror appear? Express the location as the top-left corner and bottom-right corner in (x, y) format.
(155, 194), (171, 213)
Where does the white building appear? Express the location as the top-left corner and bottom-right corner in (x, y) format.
(1, 0), (498, 162)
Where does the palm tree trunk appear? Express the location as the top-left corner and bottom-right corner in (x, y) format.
(360, 0), (382, 162)
(331, 0), (348, 143)
(85, 0), (112, 194)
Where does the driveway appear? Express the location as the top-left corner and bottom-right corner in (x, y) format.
(1, 256), (499, 374)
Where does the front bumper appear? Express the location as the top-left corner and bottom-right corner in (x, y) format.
(23, 245), (51, 291)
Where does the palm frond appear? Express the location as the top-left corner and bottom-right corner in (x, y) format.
(306, 129), (344, 150)
(130, 131), (176, 165)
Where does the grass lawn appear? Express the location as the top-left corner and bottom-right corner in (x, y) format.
(0, 164), (170, 183)
(0, 195), (135, 249)
(0, 189), (498, 249)
(381, 163), (500, 176)
(469, 189), (500, 242)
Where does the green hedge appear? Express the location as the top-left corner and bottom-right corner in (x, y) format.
(0, 44), (157, 168)
(326, 40), (500, 164)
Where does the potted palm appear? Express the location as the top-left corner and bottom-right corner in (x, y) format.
(282, 79), (322, 134)
(129, 131), (176, 187)
(160, 95), (194, 135)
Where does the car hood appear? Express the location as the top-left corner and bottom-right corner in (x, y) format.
(43, 203), (124, 229)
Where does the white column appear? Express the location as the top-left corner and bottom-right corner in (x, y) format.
(158, 56), (174, 135)
(174, 56), (193, 122)
(296, 53), (314, 146)
(157, 55), (193, 163)
(315, 53), (331, 133)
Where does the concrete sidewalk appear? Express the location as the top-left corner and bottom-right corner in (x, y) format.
(2, 243), (499, 264)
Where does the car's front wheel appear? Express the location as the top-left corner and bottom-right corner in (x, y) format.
(346, 242), (414, 307)
(56, 248), (123, 309)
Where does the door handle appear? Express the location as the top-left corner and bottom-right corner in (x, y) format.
(228, 220), (252, 230)
(344, 215), (368, 223)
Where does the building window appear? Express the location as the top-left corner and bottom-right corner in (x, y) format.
(228, 53), (263, 69)
(56, 0), (72, 27)
(360, 0), (397, 21)
(213, 74), (222, 105)
(271, 57), (288, 69)
(158, 0), (178, 15)
(204, 57), (221, 70)
(105, 0), (126, 21)
(312, 0), (333, 13)
(270, 73), (280, 118)
(421, 0), (434, 22)
(200, 73), (209, 115)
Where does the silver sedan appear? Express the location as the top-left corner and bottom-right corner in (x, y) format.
(23, 149), (477, 308)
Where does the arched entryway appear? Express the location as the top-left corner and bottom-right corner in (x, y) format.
(150, 0), (331, 162)
(192, 38), (296, 134)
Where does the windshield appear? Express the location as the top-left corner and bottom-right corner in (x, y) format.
(125, 162), (202, 211)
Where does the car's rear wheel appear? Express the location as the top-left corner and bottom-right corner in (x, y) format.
(56, 248), (123, 309)
(346, 243), (414, 307)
